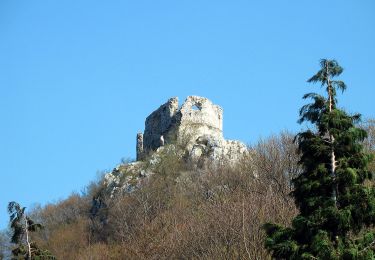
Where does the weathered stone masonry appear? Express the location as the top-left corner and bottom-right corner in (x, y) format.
(136, 96), (247, 163)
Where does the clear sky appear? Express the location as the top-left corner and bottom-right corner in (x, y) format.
(1, 0), (374, 229)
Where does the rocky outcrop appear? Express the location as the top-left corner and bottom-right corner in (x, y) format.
(103, 161), (155, 197)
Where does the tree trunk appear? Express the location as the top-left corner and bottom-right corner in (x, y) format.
(25, 217), (31, 260)
(325, 61), (338, 207)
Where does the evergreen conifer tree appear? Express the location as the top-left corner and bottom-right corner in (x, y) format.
(264, 59), (375, 259)
(8, 201), (55, 260)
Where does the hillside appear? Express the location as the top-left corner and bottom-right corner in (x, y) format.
(1, 98), (374, 259)
(1, 96), (302, 259)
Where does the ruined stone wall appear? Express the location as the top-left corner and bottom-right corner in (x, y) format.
(142, 97), (179, 153)
(179, 96), (223, 131)
(137, 95), (247, 163)
(177, 96), (223, 148)
(136, 133), (144, 161)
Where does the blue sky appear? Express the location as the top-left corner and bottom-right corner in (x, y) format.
(0, 0), (374, 229)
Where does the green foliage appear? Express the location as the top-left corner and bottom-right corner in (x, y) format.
(11, 243), (55, 260)
(8, 202), (27, 245)
(264, 59), (375, 259)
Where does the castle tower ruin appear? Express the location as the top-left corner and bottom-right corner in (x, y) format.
(136, 96), (247, 163)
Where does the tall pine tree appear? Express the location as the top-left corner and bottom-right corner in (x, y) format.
(264, 59), (375, 259)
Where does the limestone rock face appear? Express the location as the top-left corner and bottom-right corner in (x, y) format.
(137, 96), (248, 165)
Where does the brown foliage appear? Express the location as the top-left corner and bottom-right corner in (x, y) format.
(30, 132), (301, 259)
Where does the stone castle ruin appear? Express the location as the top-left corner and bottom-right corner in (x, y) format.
(136, 96), (247, 164)
(104, 96), (248, 197)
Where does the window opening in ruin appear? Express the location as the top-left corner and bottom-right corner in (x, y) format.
(191, 104), (201, 111)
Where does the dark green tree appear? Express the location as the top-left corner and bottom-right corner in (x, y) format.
(8, 202), (55, 260)
(264, 59), (375, 259)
